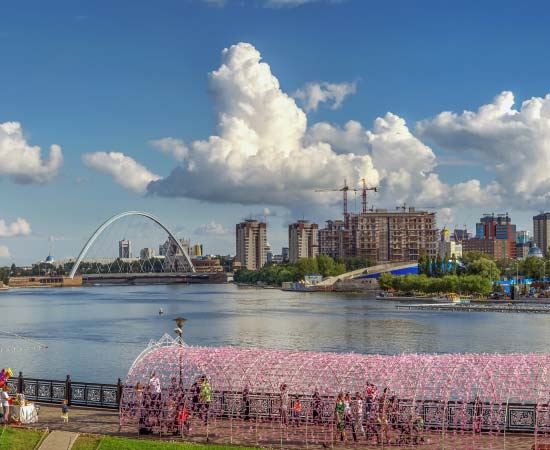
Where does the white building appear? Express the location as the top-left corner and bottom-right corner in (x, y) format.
(236, 220), (267, 270)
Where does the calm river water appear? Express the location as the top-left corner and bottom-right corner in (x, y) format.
(1, 284), (548, 383)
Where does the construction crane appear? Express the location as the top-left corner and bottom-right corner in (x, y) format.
(360, 178), (378, 214)
(315, 179), (379, 227)
(315, 179), (354, 227)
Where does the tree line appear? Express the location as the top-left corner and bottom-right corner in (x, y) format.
(234, 254), (348, 286)
(379, 273), (492, 296)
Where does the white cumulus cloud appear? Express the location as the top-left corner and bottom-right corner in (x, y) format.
(194, 221), (228, 235)
(0, 245), (10, 258)
(0, 217), (31, 237)
(91, 42), (494, 215)
(82, 152), (161, 194)
(417, 91), (550, 209)
(148, 43), (378, 209)
(0, 122), (63, 183)
(294, 81), (357, 112)
(150, 137), (189, 161)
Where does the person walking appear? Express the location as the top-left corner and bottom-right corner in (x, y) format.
(279, 383), (289, 427)
(61, 399), (69, 423)
(334, 392), (346, 442)
(1, 385), (10, 424)
(200, 376), (212, 425)
(355, 392), (365, 437)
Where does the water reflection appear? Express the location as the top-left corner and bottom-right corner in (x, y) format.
(1, 284), (550, 383)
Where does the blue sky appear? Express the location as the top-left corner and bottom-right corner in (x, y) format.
(2, 0), (550, 264)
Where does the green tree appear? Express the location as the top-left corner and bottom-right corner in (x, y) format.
(451, 254), (457, 276)
(466, 257), (500, 281)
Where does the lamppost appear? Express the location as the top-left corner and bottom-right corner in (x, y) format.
(173, 317), (187, 385)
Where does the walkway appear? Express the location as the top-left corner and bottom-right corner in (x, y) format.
(38, 430), (79, 450)
(26, 403), (544, 449)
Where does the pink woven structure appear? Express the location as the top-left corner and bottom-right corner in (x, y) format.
(120, 334), (550, 446)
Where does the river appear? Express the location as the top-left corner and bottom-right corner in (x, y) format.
(1, 283), (548, 383)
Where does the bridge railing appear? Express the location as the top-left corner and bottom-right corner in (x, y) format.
(6, 372), (122, 409)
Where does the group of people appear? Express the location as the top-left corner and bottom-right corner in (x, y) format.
(126, 374), (428, 445)
(130, 372), (212, 436)
(280, 383), (425, 446)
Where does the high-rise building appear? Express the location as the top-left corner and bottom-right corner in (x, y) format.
(139, 248), (155, 260)
(533, 213), (550, 256)
(235, 220), (267, 270)
(319, 220), (348, 260)
(119, 239), (131, 259)
(281, 247), (289, 263)
(288, 220), (319, 263)
(319, 209), (437, 263)
(463, 213), (516, 259)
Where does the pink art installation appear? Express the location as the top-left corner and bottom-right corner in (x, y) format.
(119, 334), (550, 447)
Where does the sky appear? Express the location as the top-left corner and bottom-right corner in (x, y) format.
(2, 0), (550, 264)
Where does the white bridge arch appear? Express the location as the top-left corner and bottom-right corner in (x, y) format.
(68, 211), (196, 278)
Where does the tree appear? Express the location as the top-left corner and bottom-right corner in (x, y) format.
(466, 257), (500, 281)
(451, 254), (457, 276)
(434, 254), (442, 277)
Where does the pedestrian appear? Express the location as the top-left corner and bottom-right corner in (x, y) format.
(61, 399), (69, 423)
(279, 383), (289, 427)
(293, 395), (302, 427)
(200, 375), (212, 425)
(1, 385), (10, 424)
(344, 392), (357, 442)
(149, 372), (162, 417)
(242, 386), (251, 421)
(334, 392), (346, 441)
(312, 390), (322, 424)
(355, 392), (365, 436)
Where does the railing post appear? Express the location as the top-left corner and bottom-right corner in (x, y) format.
(117, 378), (123, 408)
(18, 371), (23, 394)
(65, 375), (72, 406)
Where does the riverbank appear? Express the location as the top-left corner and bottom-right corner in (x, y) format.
(396, 302), (550, 314)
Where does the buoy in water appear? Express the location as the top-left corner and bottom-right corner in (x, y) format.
(158, 308), (164, 315)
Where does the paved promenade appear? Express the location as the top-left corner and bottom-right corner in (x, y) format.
(25, 403), (545, 449)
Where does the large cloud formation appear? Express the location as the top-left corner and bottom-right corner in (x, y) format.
(86, 42), (493, 213)
(148, 43), (379, 207)
(417, 91), (550, 208)
(0, 122), (63, 183)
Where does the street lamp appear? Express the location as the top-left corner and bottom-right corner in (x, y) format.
(173, 316), (187, 341)
(173, 316), (187, 387)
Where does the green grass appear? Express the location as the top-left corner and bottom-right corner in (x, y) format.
(73, 435), (260, 450)
(0, 428), (260, 450)
(0, 427), (46, 450)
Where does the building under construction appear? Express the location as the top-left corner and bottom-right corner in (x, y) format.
(317, 181), (437, 263)
(319, 208), (437, 263)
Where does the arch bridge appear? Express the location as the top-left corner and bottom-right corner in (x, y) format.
(68, 211), (196, 279)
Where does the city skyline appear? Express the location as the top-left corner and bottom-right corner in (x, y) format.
(2, 0), (550, 264)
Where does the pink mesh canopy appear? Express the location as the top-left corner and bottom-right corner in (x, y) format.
(119, 335), (550, 447)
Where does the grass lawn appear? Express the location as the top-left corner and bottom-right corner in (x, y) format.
(0, 427), (261, 450)
(0, 427), (46, 450)
(73, 435), (261, 450)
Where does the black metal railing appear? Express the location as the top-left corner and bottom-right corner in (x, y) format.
(6, 372), (122, 409)
(120, 387), (550, 434)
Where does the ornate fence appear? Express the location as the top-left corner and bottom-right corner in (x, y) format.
(120, 387), (550, 434)
(6, 372), (121, 409)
